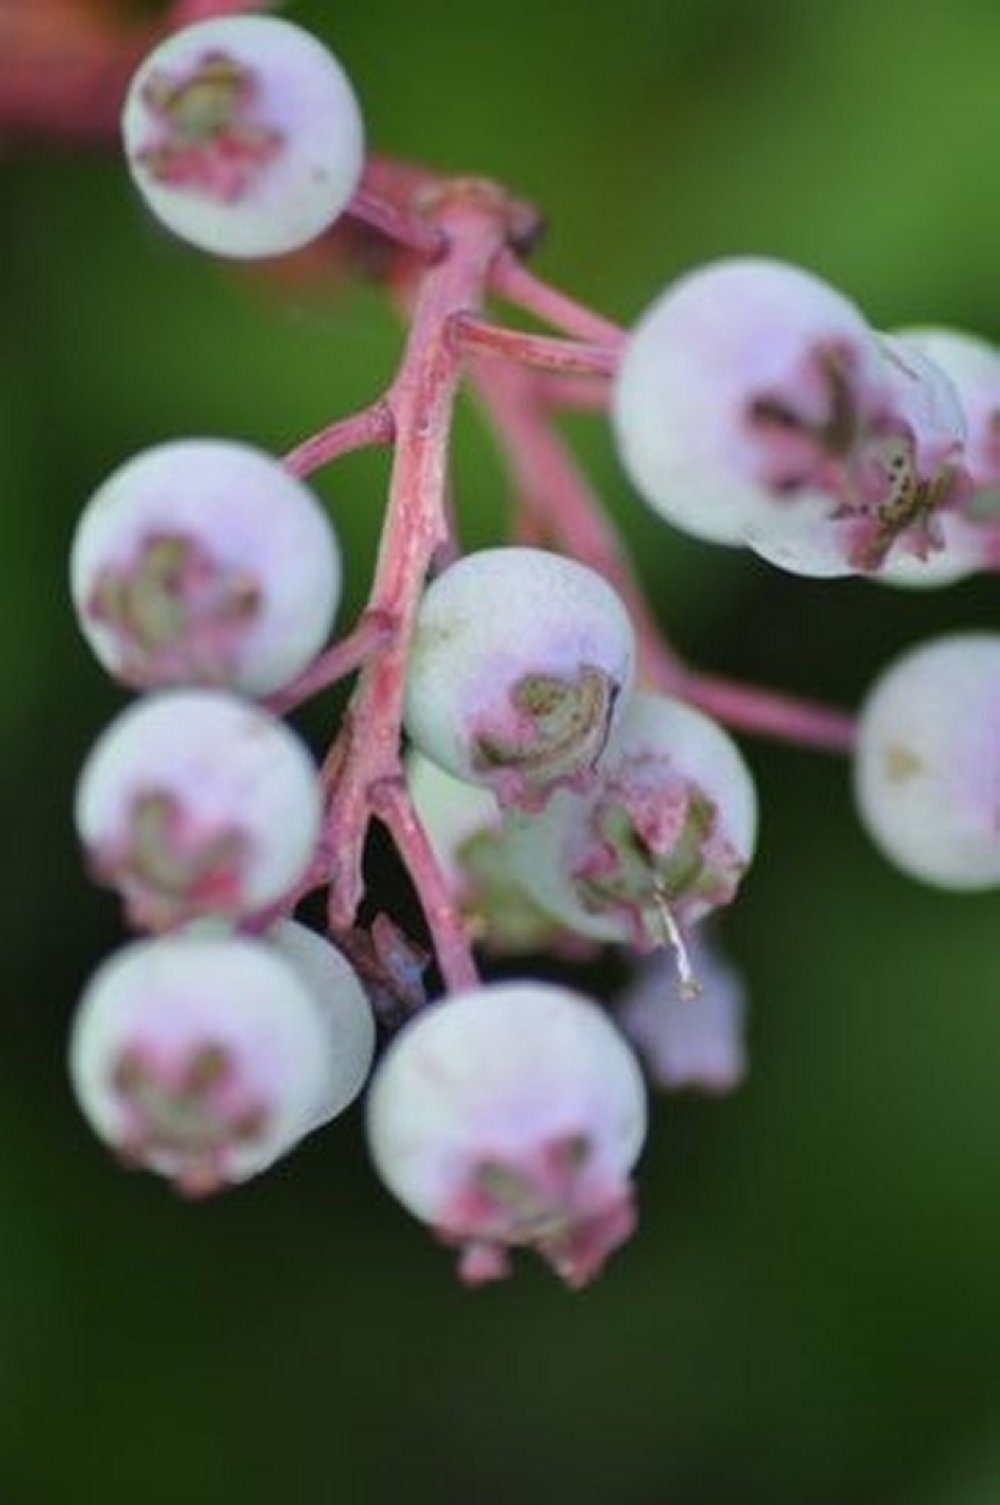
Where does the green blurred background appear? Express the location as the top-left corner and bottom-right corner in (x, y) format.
(3, 1), (1000, 1500)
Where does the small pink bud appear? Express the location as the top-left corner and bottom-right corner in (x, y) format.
(71, 439), (341, 696)
(122, 16), (365, 259)
(366, 982), (647, 1288)
(69, 930), (346, 1192)
(75, 690), (321, 929)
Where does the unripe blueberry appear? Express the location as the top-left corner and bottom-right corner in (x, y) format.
(75, 690), (322, 929)
(366, 982), (647, 1287)
(404, 548), (636, 810)
(508, 691), (758, 948)
(269, 920), (376, 1130)
(617, 928), (747, 1094)
(854, 633), (1000, 890)
(406, 752), (566, 954)
(612, 257), (885, 551)
(613, 259), (969, 578)
(122, 16), (365, 259)
(69, 930), (345, 1193)
(70, 439), (341, 696)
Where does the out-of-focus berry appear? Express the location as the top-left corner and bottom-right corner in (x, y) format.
(366, 981), (647, 1287)
(406, 752), (568, 954)
(122, 15), (364, 258)
(508, 691), (758, 949)
(616, 928), (747, 1093)
(269, 920), (376, 1130)
(75, 690), (321, 929)
(404, 548), (636, 810)
(854, 633), (1000, 890)
(71, 439), (341, 696)
(69, 930), (344, 1193)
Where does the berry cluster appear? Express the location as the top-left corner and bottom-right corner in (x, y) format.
(65, 11), (999, 1287)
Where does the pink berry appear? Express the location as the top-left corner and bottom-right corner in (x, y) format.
(70, 439), (341, 696)
(69, 930), (346, 1193)
(366, 982), (647, 1287)
(75, 690), (321, 929)
(122, 16), (365, 259)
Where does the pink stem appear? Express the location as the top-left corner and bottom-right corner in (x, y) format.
(322, 191), (511, 932)
(265, 610), (397, 717)
(473, 359), (687, 689)
(535, 373), (612, 412)
(490, 249), (626, 348)
(346, 189), (446, 259)
(452, 315), (619, 378)
(283, 400), (395, 479)
(370, 780), (479, 992)
(680, 672), (856, 752)
(475, 361), (857, 754)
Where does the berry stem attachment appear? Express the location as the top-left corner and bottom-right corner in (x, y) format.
(490, 249), (626, 348)
(370, 779), (479, 993)
(265, 610), (398, 717)
(475, 360), (857, 754)
(452, 315), (619, 378)
(283, 400), (395, 479)
(681, 671), (856, 753)
(472, 358), (687, 690)
(346, 189), (447, 260)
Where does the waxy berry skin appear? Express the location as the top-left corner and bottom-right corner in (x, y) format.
(122, 16), (365, 259)
(403, 548), (636, 810)
(74, 690), (322, 929)
(366, 981), (647, 1286)
(69, 930), (347, 1193)
(71, 439), (341, 697)
(854, 634), (1000, 891)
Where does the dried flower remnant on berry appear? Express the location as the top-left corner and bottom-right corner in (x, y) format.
(136, 47), (282, 202)
(88, 532), (260, 687)
(508, 693), (758, 952)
